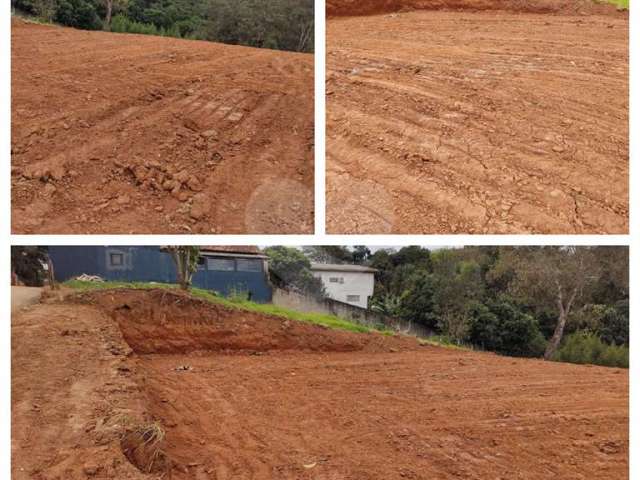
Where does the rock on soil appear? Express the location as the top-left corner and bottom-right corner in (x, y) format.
(11, 19), (313, 234)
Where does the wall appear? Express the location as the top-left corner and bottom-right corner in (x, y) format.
(48, 246), (273, 303)
(272, 288), (432, 338)
(312, 270), (374, 308)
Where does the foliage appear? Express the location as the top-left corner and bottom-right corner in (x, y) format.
(13, 0), (314, 52)
(11, 246), (49, 287)
(467, 299), (547, 357)
(398, 272), (438, 330)
(552, 332), (628, 368)
(55, 0), (102, 29)
(264, 246), (325, 298)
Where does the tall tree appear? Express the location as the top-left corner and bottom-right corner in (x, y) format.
(499, 247), (601, 360)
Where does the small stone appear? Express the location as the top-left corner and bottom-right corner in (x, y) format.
(552, 145), (565, 153)
(43, 183), (57, 196)
(201, 129), (218, 139)
(174, 170), (189, 184)
(187, 176), (203, 191)
(190, 193), (208, 220)
(549, 190), (562, 198)
(116, 194), (130, 205)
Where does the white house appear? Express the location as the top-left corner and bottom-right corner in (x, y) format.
(311, 263), (377, 309)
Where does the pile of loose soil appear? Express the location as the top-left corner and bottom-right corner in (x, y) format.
(327, 0), (626, 17)
(11, 19), (313, 234)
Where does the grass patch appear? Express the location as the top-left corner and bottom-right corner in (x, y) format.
(419, 335), (472, 351)
(603, 0), (629, 9)
(65, 280), (389, 335)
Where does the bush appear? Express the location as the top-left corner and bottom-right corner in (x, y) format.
(553, 332), (628, 368)
(110, 14), (181, 38)
(399, 272), (438, 329)
(55, 0), (102, 30)
(467, 298), (546, 357)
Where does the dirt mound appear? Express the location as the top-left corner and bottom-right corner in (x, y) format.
(327, 0), (625, 16)
(11, 19), (313, 234)
(75, 289), (421, 354)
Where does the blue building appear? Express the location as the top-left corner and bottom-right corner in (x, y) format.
(48, 246), (272, 303)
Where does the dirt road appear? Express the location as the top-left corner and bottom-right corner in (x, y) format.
(326, 3), (628, 233)
(11, 19), (314, 234)
(12, 289), (628, 479)
(11, 286), (41, 313)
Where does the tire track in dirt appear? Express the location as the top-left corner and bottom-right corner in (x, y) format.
(326, 10), (628, 233)
(11, 20), (314, 234)
(12, 291), (628, 479)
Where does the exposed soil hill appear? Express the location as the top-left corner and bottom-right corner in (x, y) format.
(11, 19), (314, 234)
(12, 289), (629, 479)
(73, 288), (420, 354)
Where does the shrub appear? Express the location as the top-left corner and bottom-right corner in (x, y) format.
(553, 332), (628, 368)
(55, 0), (101, 30)
(467, 298), (546, 357)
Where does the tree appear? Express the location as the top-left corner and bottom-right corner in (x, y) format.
(264, 246), (324, 297)
(166, 246), (200, 290)
(498, 247), (601, 360)
(398, 272), (438, 330)
(467, 298), (546, 357)
(351, 246), (371, 264)
(11, 246), (49, 287)
(302, 246), (352, 264)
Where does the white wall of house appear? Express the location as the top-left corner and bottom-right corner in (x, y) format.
(312, 267), (375, 309)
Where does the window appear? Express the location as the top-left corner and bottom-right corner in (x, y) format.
(346, 295), (361, 303)
(106, 249), (129, 271)
(236, 259), (262, 272)
(207, 257), (235, 271)
(329, 277), (344, 284)
(110, 253), (124, 266)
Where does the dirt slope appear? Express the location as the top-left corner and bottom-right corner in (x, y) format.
(326, 8), (628, 233)
(327, 0), (625, 17)
(13, 290), (628, 479)
(11, 19), (314, 234)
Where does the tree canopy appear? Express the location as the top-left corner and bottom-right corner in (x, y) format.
(12, 0), (314, 53)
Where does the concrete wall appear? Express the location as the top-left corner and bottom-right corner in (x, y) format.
(312, 270), (375, 308)
(273, 288), (432, 338)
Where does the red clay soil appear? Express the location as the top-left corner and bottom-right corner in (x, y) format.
(11, 19), (314, 234)
(13, 289), (628, 479)
(326, 4), (628, 233)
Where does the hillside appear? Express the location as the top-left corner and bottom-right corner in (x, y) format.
(11, 19), (314, 234)
(11, 288), (628, 479)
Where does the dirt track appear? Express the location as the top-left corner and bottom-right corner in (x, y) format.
(326, 3), (628, 233)
(11, 20), (314, 234)
(12, 289), (628, 479)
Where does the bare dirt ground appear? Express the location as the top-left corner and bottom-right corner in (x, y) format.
(326, 1), (628, 233)
(11, 19), (314, 234)
(11, 286), (42, 313)
(12, 289), (628, 479)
